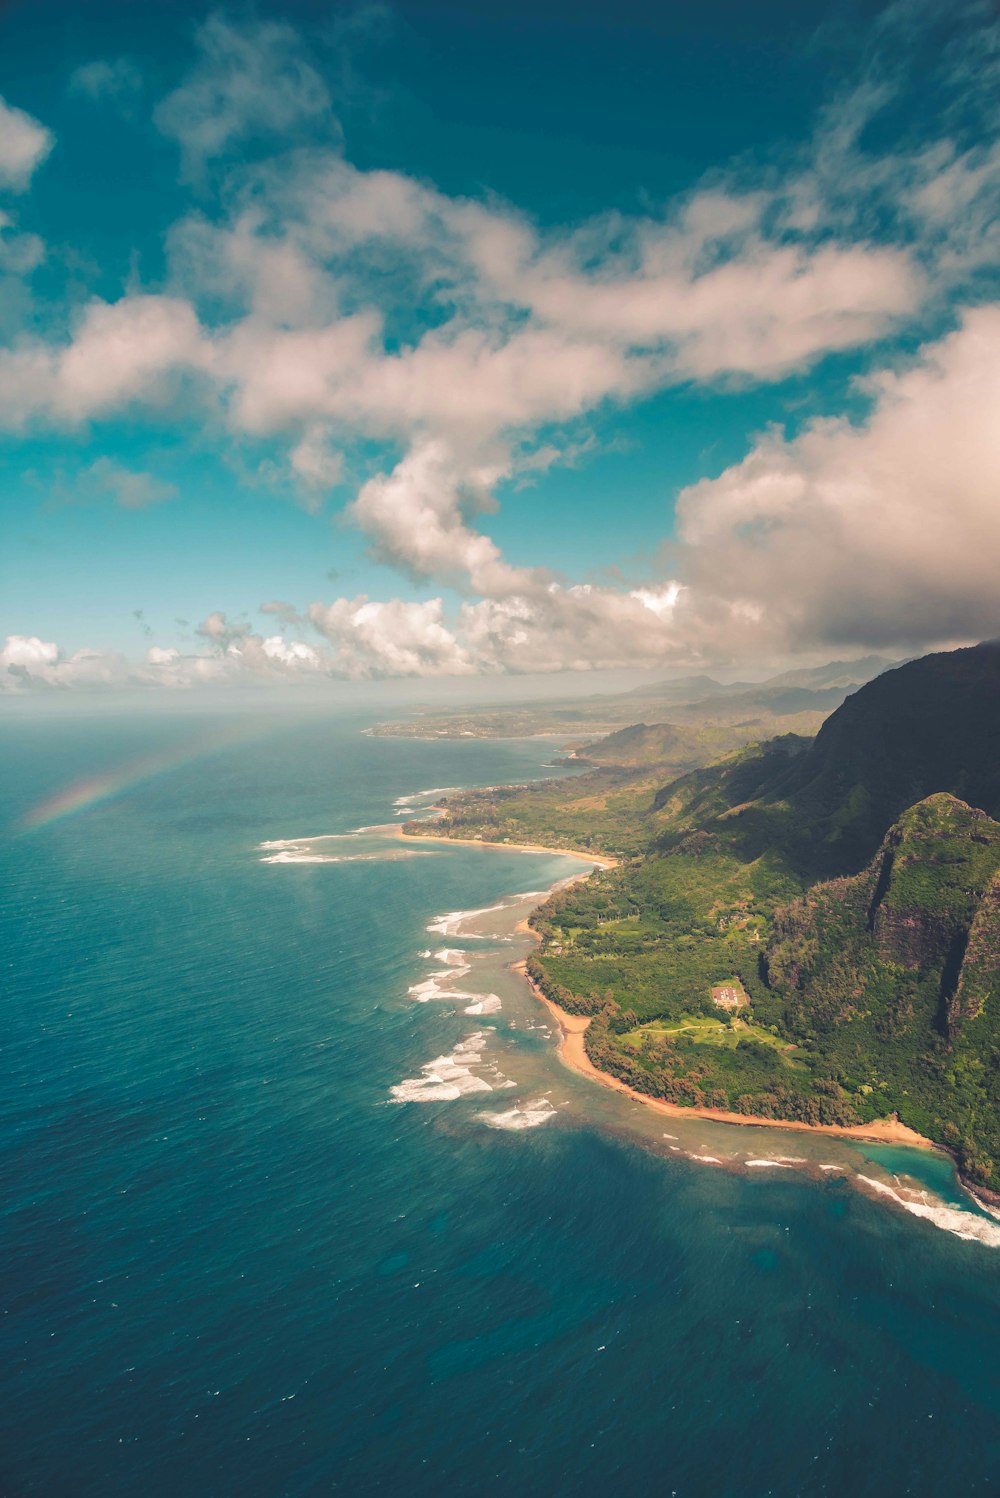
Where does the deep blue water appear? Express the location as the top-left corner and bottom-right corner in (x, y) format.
(3, 711), (1000, 1497)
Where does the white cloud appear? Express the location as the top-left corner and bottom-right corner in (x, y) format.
(1, 635), (132, 691)
(288, 426), (343, 492)
(154, 16), (335, 180)
(8, 7), (1000, 687)
(308, 595), (475, 677)
(0, 295), (208, 429)
(348, 439), (529, 597)
(672, 306), (1000, 651)
(3, 634), (59, 669)
(0, 96), (53, 191)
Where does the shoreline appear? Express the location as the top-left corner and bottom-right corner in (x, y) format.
(399, 823), (939, 1154)
(522, 969), (941, 1150)
(396, 824), (619, 869)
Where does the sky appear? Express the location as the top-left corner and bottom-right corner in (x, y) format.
(1, 0), (998, 694)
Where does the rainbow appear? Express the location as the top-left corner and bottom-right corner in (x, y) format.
(19, 720), (265, 833)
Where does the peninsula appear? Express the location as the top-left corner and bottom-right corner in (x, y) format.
(404, 643), (1000, 1197)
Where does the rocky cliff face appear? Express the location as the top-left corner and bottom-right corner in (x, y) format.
(756, 793), (1000, 1187)
(765, 793), (1000, 1043)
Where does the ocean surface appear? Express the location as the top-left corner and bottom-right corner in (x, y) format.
(4, 709), (1000, 1497)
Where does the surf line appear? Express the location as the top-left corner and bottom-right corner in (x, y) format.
(398, 819), (1000, 1243)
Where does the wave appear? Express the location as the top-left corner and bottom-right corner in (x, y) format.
(478, 1097), (556, 1131)
(745, 1156), (808, 1168)
(426, 904), (505, 937)
(393, 787), (457, 810)
(463, 995), (502, 1015)
(261, 847), (431, 864)
(258, 832), (435, 865)
(857, 1175), (1000, 1246)
(390, 1031), (502, 1104)
(433, 948), (469, 966)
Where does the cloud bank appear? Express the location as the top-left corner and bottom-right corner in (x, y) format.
(3, 6), (1000, 689)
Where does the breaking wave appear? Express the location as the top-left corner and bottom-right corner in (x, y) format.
(390, 1032), (507, 1103)
(478, 1097), (557, 1131)
(258, 834), (434, 865)
(857, 1175), (1000, 1246)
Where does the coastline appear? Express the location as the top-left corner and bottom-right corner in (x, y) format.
(400, 822), (940, 1155)
(523, 969), (940, 1150)
(396, 824), (619, 868)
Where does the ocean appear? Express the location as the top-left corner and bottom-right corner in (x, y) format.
(3, 709), (1000, 1497)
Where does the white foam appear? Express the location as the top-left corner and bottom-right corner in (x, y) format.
(390, 1031), (497, 1104)
(427, 903), (505, 937)
(259, 835), (431, 865)
(260, 849), (336, 864)
(463, 995), (502, 1015)
(393, 786), (456, 808)
(478, 1097), (556, 1131)
(407, 967), (476, 1003)
(745, 1156), (807, 1168)
(857, 1176), (1000, 1246)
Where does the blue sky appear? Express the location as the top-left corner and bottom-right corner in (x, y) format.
(1, 0), (998, 691)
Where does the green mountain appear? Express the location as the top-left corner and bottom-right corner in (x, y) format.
(528, 642), (1000, 1193)
(654, 642), (1000, 878)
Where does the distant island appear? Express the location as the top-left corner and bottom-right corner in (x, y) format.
(405, 644), (1000, 1200)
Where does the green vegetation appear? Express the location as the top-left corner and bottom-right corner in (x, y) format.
(513, 644), (1000, 1192)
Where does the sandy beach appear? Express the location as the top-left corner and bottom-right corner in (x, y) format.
(523, 969), (938, 1149)
(397, 824), (619, 868)
(402, 822), (939, 1153)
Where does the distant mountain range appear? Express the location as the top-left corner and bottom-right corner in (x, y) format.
(373, 653), (899, 742)
(627, 653), (897, 703)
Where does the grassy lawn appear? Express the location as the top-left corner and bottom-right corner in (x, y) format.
(621, 1014), (798, 1054)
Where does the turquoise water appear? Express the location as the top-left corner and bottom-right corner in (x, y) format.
(3, 711), (1000, 1497)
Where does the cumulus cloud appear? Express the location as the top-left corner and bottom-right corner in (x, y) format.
(308, 595), (475, 677)
(0, 635), (132, 691)
(672, 306), (1000, 652)
(0, 96), (53, 191)
(348, 440), (529, 597)
(9, 6), (1000, 687)
(0, 295), (207, 429)
(300, 579), (689, 679)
